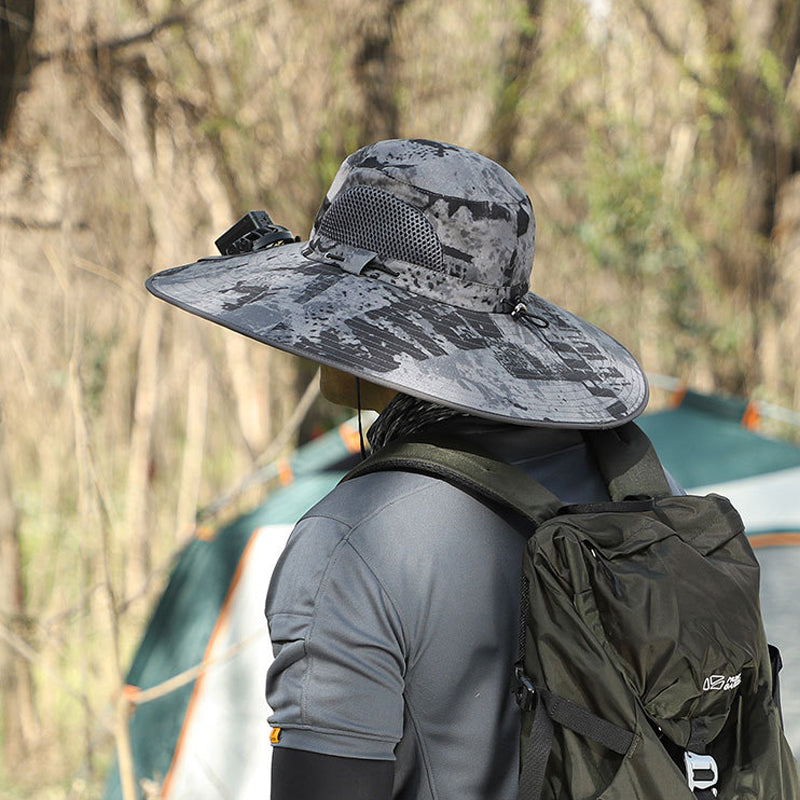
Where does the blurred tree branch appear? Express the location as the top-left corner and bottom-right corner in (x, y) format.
(630, 0), (706, 87)
(31, 0), (207, 65)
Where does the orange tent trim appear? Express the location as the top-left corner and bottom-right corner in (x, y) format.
(748, 532), (800, 549)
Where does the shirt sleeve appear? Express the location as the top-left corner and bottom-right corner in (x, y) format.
(265, 514), (407, 761)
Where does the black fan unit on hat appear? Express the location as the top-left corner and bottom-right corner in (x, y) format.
(215, 211), (298, 255)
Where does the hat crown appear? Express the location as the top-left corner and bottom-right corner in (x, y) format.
(310, 139), (535, 294)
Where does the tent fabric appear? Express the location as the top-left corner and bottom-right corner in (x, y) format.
(687, 466), (800, 535)
(637, 390), (800, 489)
(115, 510), (260, 796)
(104, 421), (363, 800)
(161, 524), (292, 799)
(105, 395), (800, 799)
(751, 543), (800, 756)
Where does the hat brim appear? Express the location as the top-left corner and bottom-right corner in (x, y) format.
(146, 242), (648, 428)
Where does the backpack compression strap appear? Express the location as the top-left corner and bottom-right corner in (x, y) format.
(342, 438), (564, 526)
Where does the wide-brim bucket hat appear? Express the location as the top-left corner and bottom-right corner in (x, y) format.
(146, 138), (648, 428)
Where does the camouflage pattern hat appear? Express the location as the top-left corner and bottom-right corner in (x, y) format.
(146, 139), (648, 427)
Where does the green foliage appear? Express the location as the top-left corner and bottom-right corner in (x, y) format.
(578, 129), (699, 277)
(757, 48), (788, 101)
(197, 115), (239, 137)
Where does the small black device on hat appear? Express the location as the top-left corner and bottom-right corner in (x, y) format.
(215, 211), (297, 256)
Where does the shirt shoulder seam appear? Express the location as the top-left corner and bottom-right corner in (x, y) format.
(300, 477), (448, 530)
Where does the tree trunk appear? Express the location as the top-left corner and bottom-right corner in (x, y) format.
(353, 0), (408, 142)
(485, 0), (544, 170)
(0, 0), (36, 143)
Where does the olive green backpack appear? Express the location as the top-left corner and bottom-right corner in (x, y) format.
(344, 422), (799, 800)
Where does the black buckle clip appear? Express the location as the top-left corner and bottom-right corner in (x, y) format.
(514, 664), (537, 712)
(215, 210), (297, 256)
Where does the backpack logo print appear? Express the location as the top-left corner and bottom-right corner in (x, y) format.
(703, 673), (741, 691)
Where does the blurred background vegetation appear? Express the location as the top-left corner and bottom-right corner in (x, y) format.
(1, 0), (799, 796)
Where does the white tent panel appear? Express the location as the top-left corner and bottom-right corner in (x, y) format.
(164, 525), (291, 799)
(691, 466), (800, 532)
(754, 547), (800, 758)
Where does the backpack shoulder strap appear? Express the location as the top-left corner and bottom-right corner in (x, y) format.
(342, 437), (563, 526)
(585, 421), (672, 501)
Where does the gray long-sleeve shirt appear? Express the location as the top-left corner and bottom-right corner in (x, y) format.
(265, 422), (626, 799)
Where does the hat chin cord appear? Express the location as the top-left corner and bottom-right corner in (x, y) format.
(356, 378), (367, 461)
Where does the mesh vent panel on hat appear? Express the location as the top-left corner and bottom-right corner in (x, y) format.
(317, 185), (444, 271)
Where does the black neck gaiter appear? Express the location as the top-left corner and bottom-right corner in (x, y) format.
(366, 393), (471, 452)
